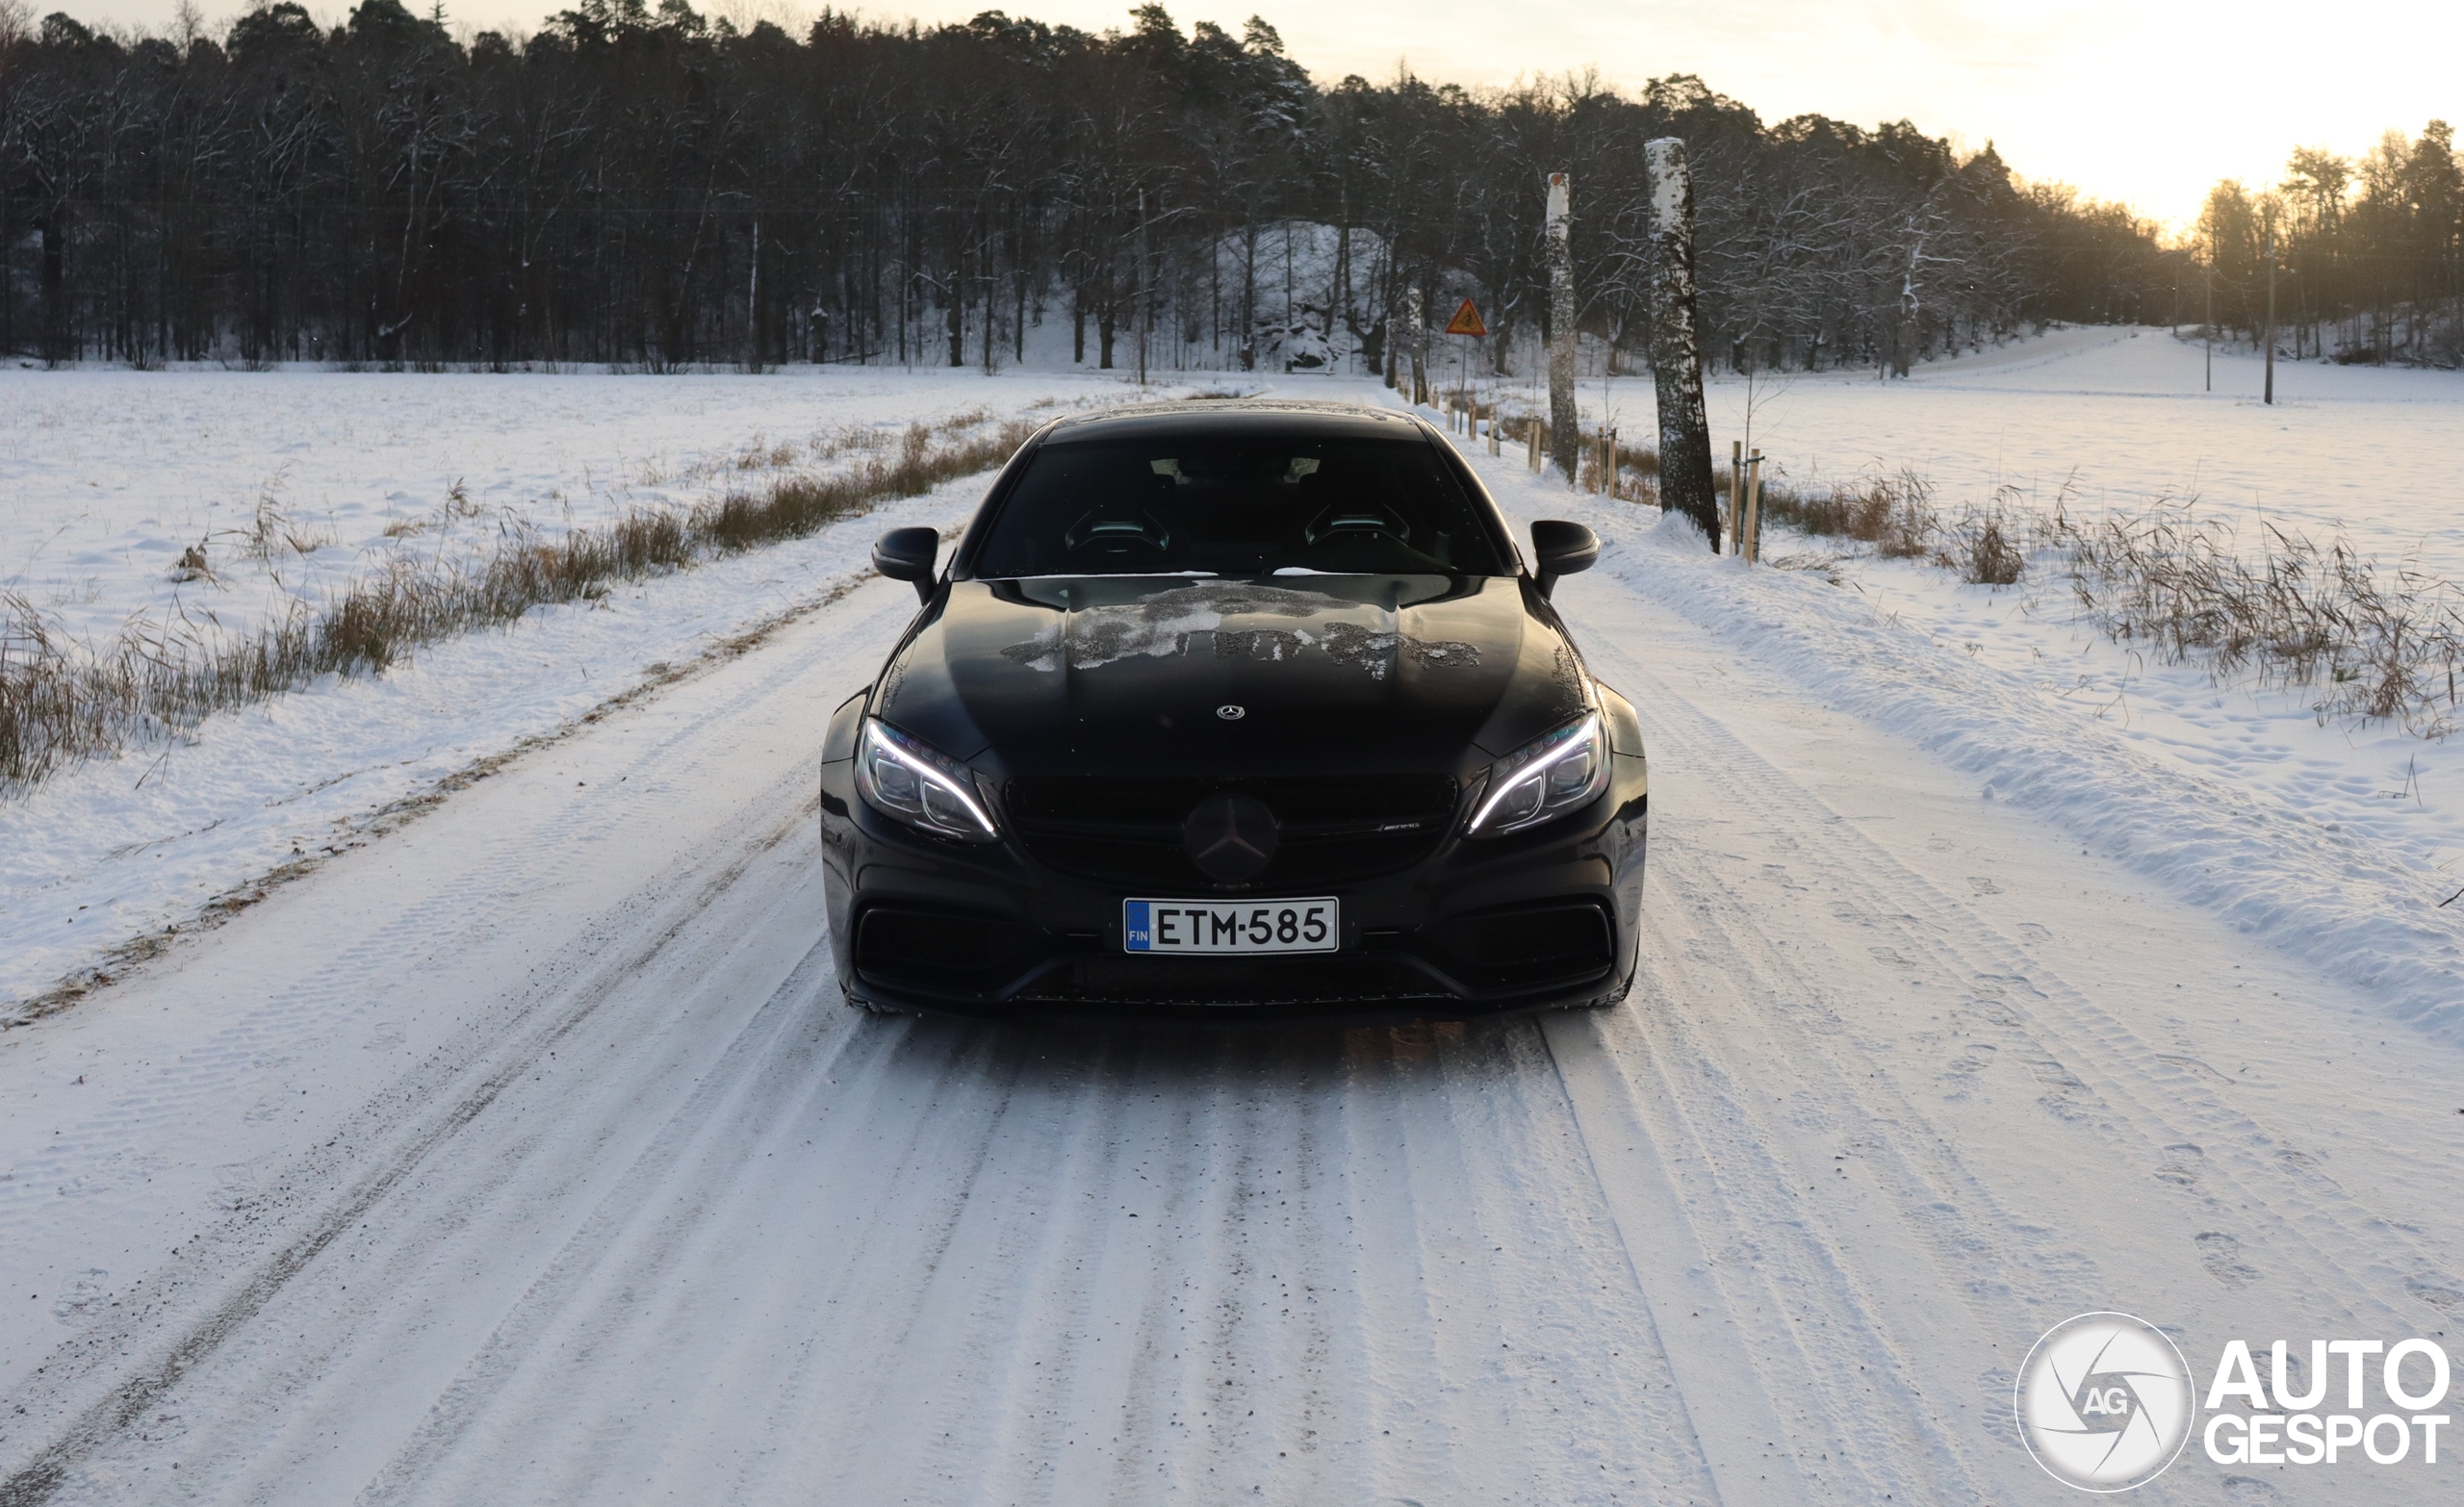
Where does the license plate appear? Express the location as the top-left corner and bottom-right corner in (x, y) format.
(1123, 898), (1339, 954)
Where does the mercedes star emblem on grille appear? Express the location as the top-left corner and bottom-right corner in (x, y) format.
(1184, 793), (1278, 881)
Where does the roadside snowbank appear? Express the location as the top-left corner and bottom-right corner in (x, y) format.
(1477, 461), (2464, 1045)
(0, 473), (989, 1019)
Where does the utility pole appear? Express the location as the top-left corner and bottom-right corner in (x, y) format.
(1546, 171), (1578, 482)
(2263, 214), (2277, 406)
(748, 217), (760, 371)
(1643, 139), (1718, 548)
(2203, 260), (2213, 393)
(1136, 188), (1150, 386)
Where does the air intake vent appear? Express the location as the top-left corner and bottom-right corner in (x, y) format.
(1426, 902), (1613, 989)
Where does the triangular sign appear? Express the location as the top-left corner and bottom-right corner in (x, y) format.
(1443, 298), (1486, 337)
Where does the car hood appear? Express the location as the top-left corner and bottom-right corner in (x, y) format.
(871, 575), (1589, 778)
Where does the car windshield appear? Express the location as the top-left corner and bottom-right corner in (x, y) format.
(968, 434), (1512, 578)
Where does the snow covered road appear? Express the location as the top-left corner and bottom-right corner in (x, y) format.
(5, 420), (2462, 1505)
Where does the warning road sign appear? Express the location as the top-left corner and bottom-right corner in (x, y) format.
(1443, 298), (1486, 337)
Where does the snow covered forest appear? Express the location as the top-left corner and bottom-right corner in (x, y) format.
(0, 0), (2187, 374)
(2200, 124), (2464, 366)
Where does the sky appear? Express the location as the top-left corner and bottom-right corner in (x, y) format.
(44, 0), (2464, 232)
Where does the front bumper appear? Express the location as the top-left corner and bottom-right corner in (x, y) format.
(817, 755), (1649, 1024)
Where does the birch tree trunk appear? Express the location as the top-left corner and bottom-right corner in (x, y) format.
(1405, 285), (1425, 403)
(1546, 172), (1578, 481)
(1644, 140), (1718, 548)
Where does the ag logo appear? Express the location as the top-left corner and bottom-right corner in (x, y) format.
(2015, 1313), (2194, 1491)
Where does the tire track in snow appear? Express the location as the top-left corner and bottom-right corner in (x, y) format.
(1538, 577), (2464, 1506)
(1575, 585), (2464, 1343)
(0, 576), (929, 1503)
(332, 1019), (1722, 1506)
(0, 769), (828, 1506)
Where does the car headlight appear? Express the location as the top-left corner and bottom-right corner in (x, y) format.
(1465, 712), (1610, 837)
(855, 719), (1000, 842)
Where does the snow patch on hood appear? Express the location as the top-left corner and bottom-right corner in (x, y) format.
(999, 580), (1478, 680)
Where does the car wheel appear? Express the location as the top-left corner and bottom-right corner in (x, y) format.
(1569, 976), (1634, 1011)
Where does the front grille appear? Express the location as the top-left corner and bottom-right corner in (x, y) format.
(1014, 954), (1451, 1008)
(1005, 773), (1459, 890)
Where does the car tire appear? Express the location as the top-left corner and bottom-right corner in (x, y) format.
(1566, 976), (1634, 1011)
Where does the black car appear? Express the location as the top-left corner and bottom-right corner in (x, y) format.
(817, 402), (1648, 1022)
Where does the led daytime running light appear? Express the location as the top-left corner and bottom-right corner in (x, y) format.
(1467, 712), (1607, 836)
(856, 720), (999, 841)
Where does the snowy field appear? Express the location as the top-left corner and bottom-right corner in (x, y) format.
(9, 330), (2451, 647)
(1656, 324), (2464, 578)
(0, 366), (1180, 647)
(3, 346), (2463, 1503)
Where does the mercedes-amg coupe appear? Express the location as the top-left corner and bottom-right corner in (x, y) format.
(817, 403), (1648, 1020)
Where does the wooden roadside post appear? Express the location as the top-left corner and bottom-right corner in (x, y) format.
(1644, 140), (1718, 549)
(1743, 448), (1765, 563)
(1546, 172), (1578, 484)
(1729, 439), (1743, 553)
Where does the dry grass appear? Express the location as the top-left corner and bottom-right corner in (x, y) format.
(2061, 505), (2464, 733)
(0, 417), (1038, 793)
(1936, 498), (2026, 586)
(243, 473), (336, 562)
(1580, 443), (1661, 501)
(1758, 467), (2464, 736)
(1476, 409), (2464, 736)
(1755, 469), (1938, 559)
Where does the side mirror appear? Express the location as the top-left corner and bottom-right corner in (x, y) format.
(1530, 520), (1600, 600)
(872, 526), (940, 602)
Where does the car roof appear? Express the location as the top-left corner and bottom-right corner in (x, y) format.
(1040, 401), (1424, 447)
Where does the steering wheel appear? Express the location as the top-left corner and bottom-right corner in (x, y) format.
(1304, 501), (1410, 548)
(1064, 511), (1171, 562)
